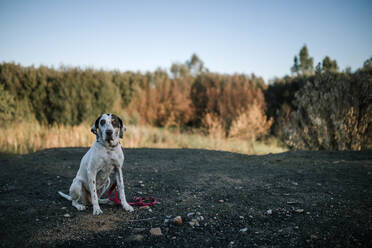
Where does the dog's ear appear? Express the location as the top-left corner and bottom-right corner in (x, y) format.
(117, 116), (126, 138)
(91, 116), (101, 135)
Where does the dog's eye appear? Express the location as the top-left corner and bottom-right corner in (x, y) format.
(111, 119), (120, 128)
(100, 119), (106, 126)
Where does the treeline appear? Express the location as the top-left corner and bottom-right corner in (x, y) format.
(0, 54), (266, 130)
(1, 49), (371, 150)
(0, 64), (149, 125)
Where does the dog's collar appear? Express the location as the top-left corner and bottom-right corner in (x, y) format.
(108, 142), (121, 149)
(97, 140), (121, 150)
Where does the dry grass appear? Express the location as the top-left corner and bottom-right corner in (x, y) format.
(0, 122), (287, 155)
(0, 122), (95, 154)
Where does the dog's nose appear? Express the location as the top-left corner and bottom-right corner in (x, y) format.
(106, 130), (113, 136)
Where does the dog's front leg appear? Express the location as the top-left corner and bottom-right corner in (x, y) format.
(87, 169), (103, 215)
(116, 168), (134, 212)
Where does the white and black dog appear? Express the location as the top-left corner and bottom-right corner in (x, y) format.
(58, 113), (134, 215)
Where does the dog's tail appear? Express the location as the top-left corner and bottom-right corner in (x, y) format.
(58, 191), (72, 201)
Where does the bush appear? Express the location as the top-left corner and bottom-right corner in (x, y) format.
(0, 84), (15, 124)
(264, 75), (309, 135)
(283, 70), (372, 150)
(229, 101), (273, 141)
(201, 112), (225, 139)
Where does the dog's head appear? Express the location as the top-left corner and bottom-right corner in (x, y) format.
(91, 113), (126, 147)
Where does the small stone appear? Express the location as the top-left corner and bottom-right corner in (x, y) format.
(150, 227), (162, 236)
(173, 216), (183, 225)
(295, 209), (304, 213)
(138, 180), (143, 184)
(219, 200), (225, 203)
(63, 213), (71, 218)
(189, 219), (200, 227)
(133, 228), (146, 233)
(187, 212), (195, 217)
(61, 207), (67, 210)
(197, 216), (204, 221)
(140, 184), (145, 187)
(240, 227), (248, 232)
(139, 205), (150, 210)
(239, 216), (244, 219)
(127, 234), (144, 241)
(266, 209), (273, 215)
(192, 219), (200, 226)
(171, 236), (177, 240)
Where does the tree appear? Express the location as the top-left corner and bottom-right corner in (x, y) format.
(291, 56), (300, 75)
(322, 56), (339, 72)
(299, 45), (314, 75)
(186, 54), (205, 76)
(170, 63), (189, 78)
(363, 57), (372, 69)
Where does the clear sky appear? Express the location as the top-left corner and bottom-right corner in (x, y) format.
(0, 0), (371, 82)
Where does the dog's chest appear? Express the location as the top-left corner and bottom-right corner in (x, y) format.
(95, 150), (123, 189)
(96, 163), (114, 188)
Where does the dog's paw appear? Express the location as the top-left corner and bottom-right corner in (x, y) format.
(123, 204), (134, 212)
(93, 206), (103, 215)
(76, 204), (86, 211)
(72, 201), (86, 211)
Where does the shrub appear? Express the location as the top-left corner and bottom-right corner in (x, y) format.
(229, 101), (273, 141)
(283, 70), (371, 150)
(0, 84), (15, 124)
(201, 112), (225, 139)
(264, 75), (309, 135)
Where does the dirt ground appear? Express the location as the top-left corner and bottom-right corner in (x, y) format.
(0, 148), (371, 247)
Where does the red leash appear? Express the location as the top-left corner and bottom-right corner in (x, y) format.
(107, 182), (157, 206)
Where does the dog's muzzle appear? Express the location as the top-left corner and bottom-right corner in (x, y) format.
(105, 130), (114, 141)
